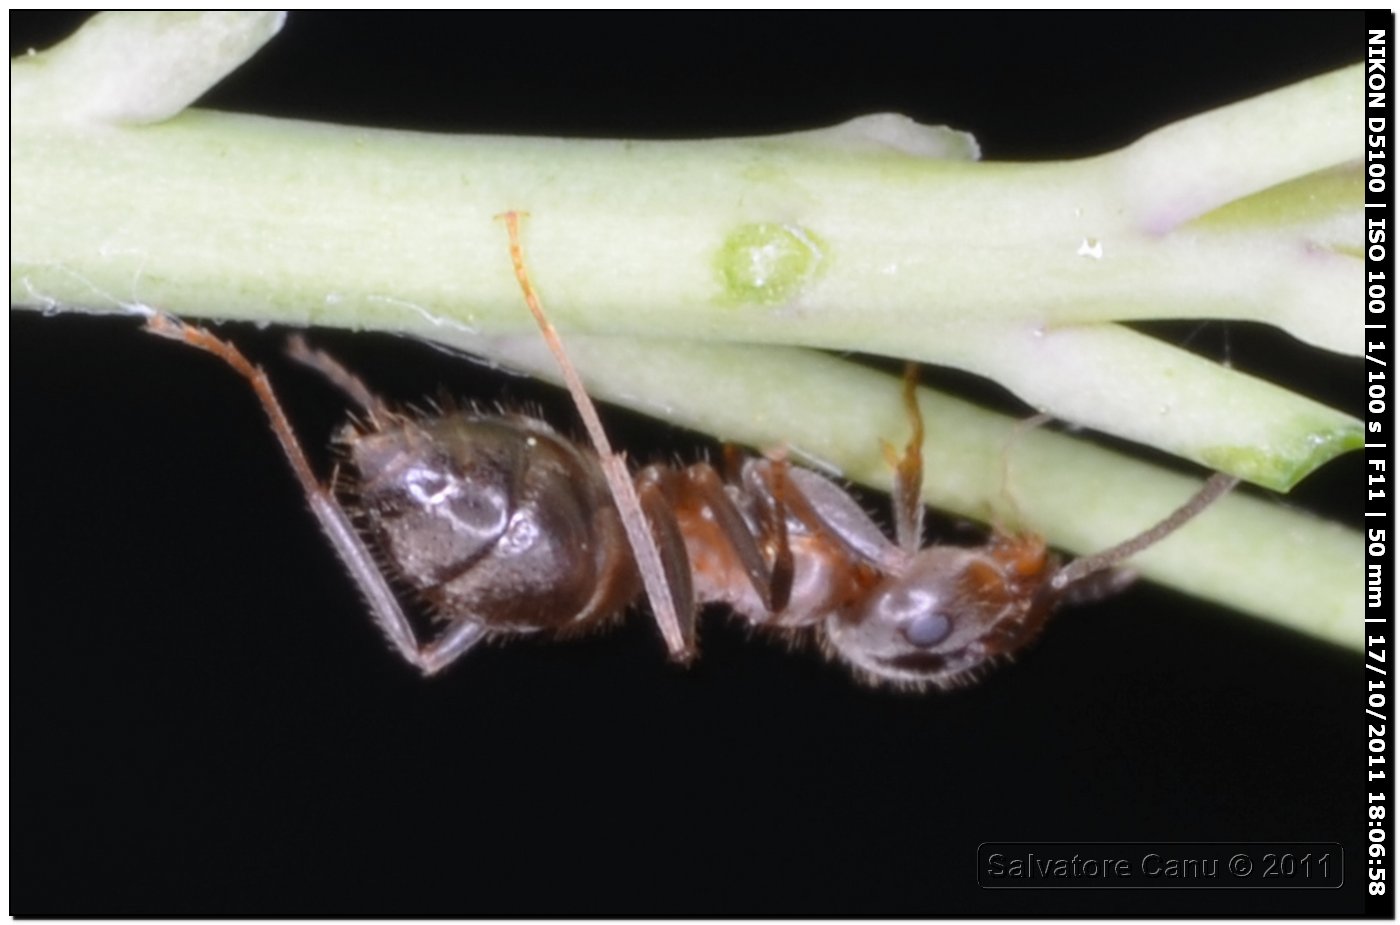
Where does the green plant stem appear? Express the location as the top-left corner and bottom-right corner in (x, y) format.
(11, 14), (1364, 489)
(9, 12), (1364, 649)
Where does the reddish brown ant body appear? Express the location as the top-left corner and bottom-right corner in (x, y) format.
(145, 215), (1236, 690)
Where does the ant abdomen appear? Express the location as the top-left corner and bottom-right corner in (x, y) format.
(344, 411), (637, 635)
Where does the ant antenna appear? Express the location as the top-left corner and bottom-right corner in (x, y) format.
(1050, 471), (1240, 591)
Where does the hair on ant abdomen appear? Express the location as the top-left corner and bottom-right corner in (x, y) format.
(144, 215), (1237, 691)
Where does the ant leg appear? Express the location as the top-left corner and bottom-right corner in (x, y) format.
(1051, 471), (1240, 591)
(682, 463), (793, 613)
(741, 457), (797, 612)
(286, 334), (393, 425)
(144, 314), (484, 676)
(419, 620), (491, 676)
(499, 211), (692, 661)
(634, 470), (697, 653)
(878, 362), (925, 554)
(720, 443), (746, 485)
(755, 462), (905, 573)
(713, 443), (799, 607)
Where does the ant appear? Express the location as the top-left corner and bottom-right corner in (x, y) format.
(145, 213), (1237, 690)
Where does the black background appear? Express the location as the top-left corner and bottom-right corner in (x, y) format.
(11, 11), (1367, 917)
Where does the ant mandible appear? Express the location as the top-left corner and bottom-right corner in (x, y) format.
(145, 213), (1237, 690)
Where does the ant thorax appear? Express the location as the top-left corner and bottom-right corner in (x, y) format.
(142, 214), (1237, 692)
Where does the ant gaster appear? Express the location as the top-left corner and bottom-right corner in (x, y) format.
(145, 213), (1237, 690)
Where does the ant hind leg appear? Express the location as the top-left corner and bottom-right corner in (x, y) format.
(144, 313), (486, 676)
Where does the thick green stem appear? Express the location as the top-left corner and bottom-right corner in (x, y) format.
(11, 14), (1363, 489)
(9, 12), (1364, 650)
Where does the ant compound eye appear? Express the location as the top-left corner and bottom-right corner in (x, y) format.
(901, 611), (953, 648)
(872, 586), (946, 637)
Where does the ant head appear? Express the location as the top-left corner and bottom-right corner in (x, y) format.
(823, 540), (1058, 690)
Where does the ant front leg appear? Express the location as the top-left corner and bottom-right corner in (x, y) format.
(750, 460), (905, 574)
(736, 368), (925, 580)
(144, 314), (485, 676)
